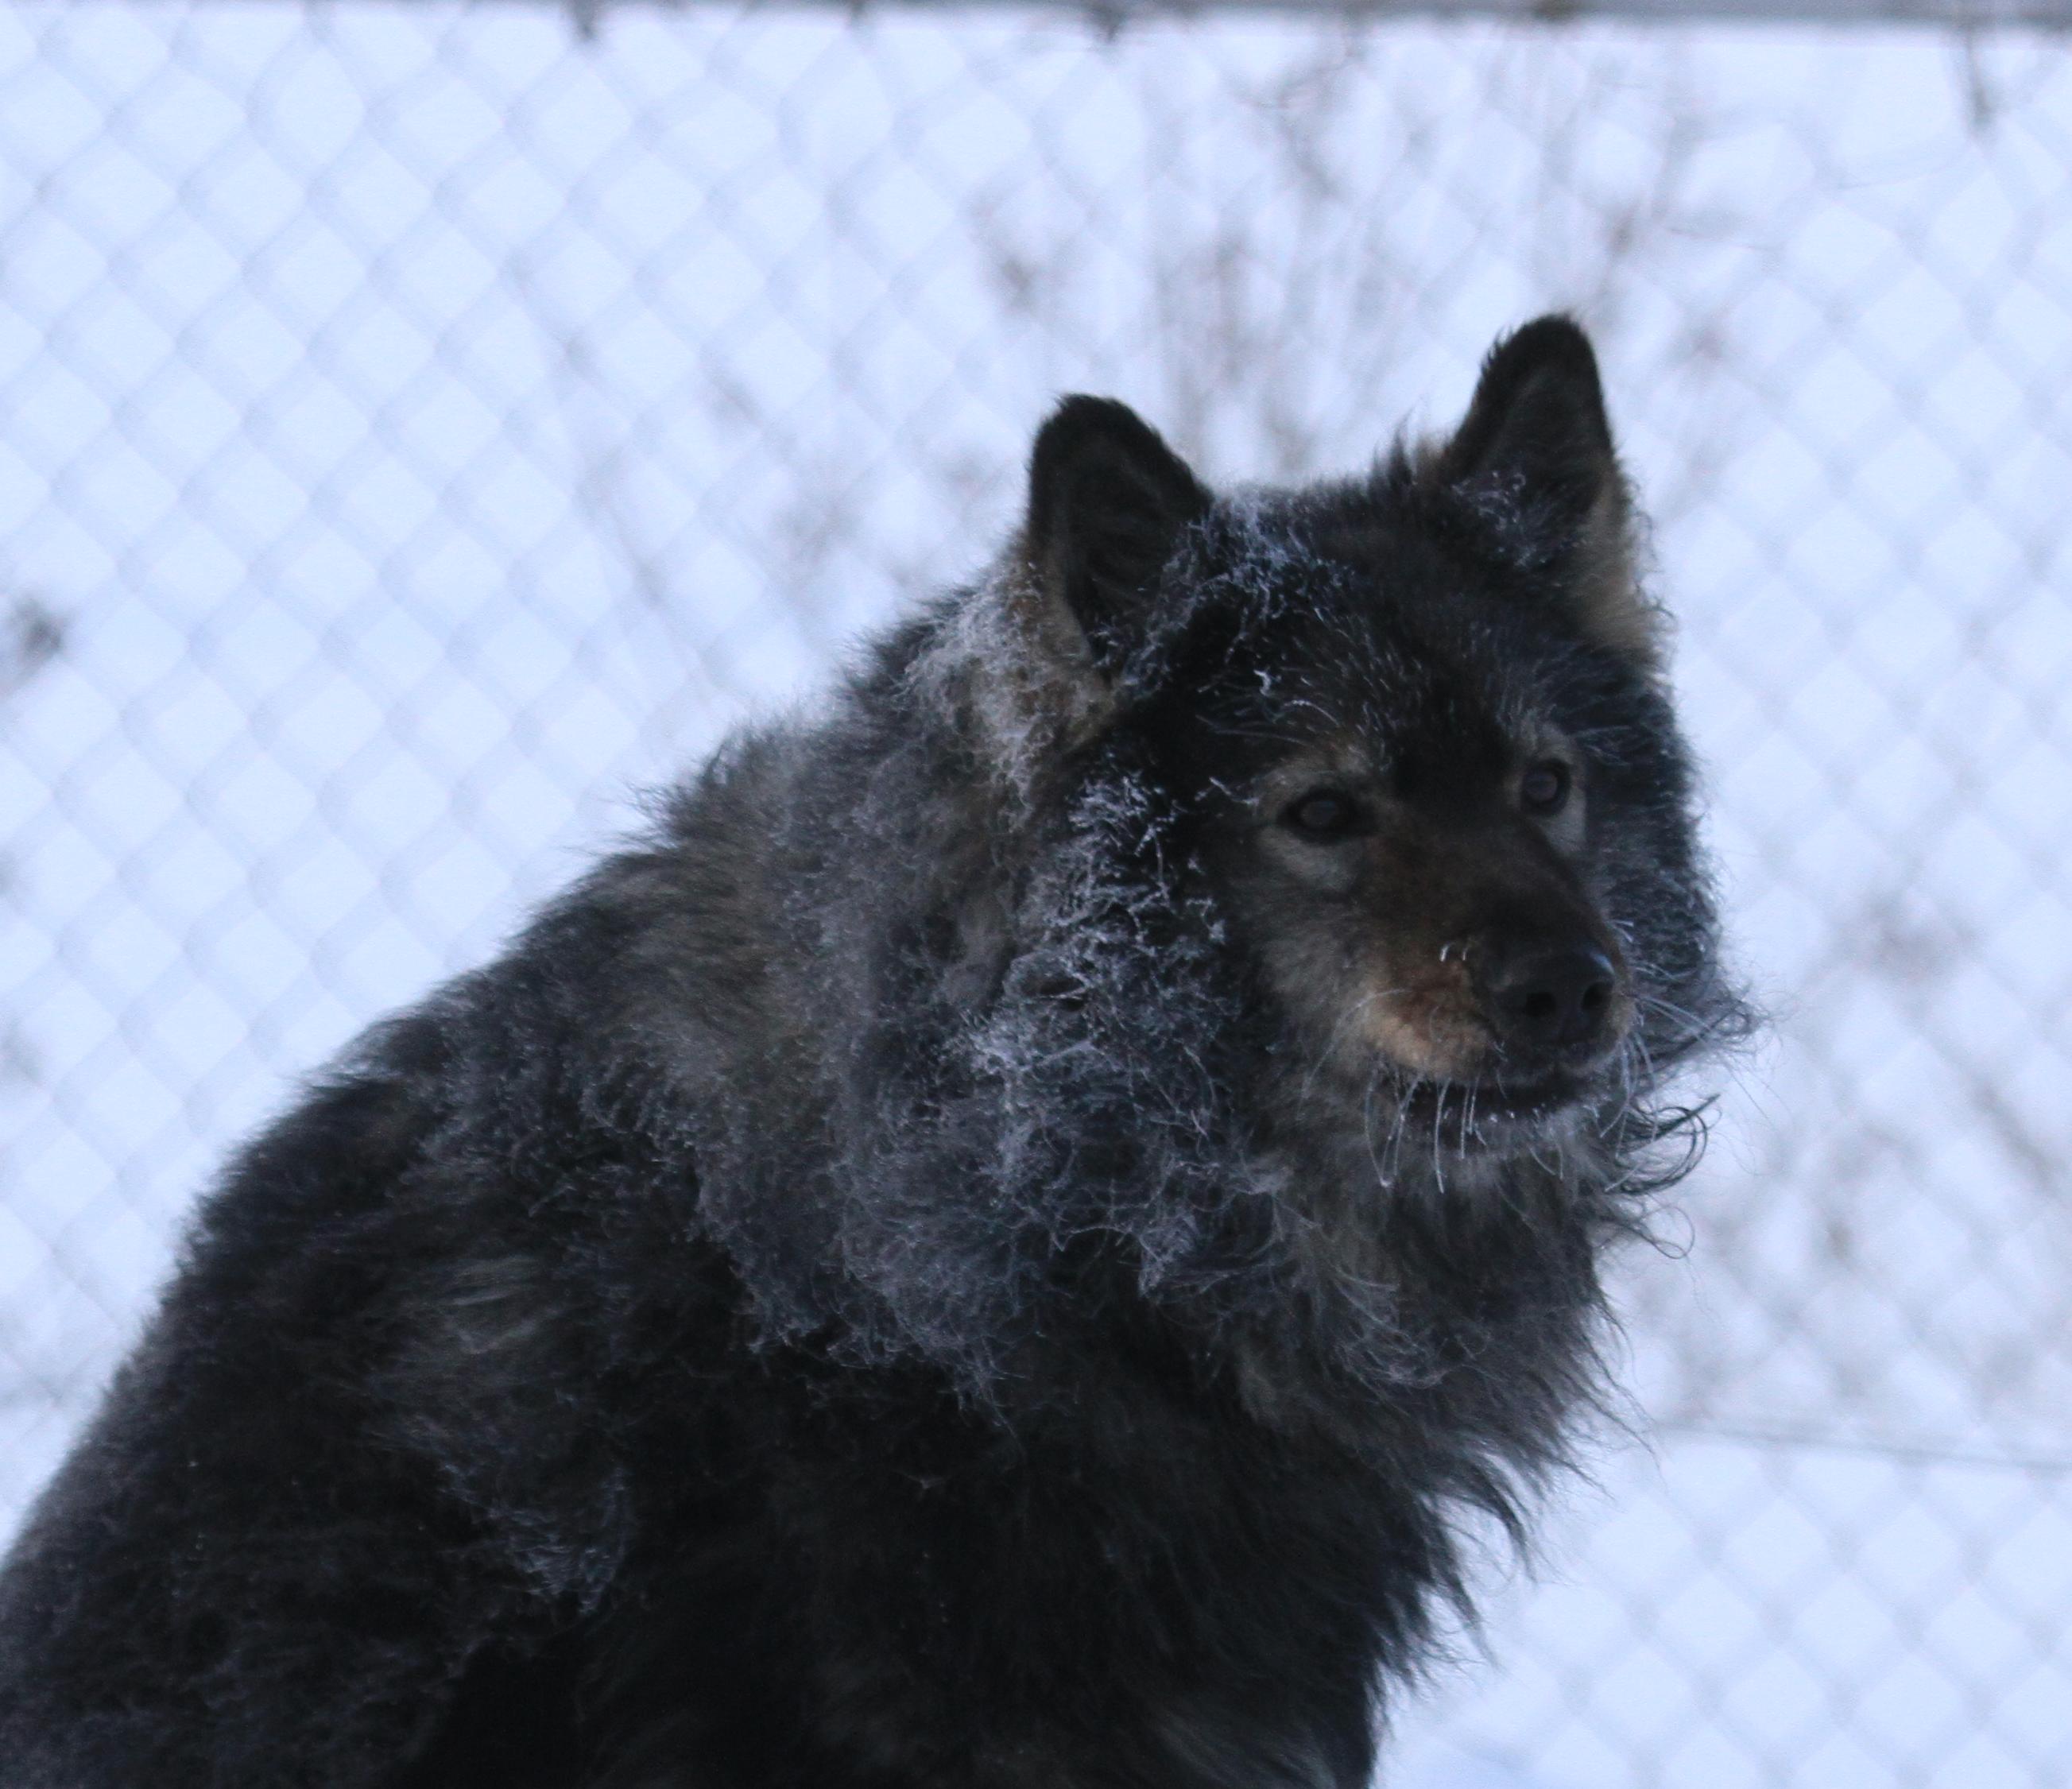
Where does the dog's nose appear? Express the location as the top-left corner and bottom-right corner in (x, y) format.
(1482, 943), (1617, 1054)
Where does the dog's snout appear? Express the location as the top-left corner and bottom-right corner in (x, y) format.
(1481, 942), (1617, 1055)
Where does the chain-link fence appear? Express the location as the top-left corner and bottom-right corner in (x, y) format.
(2, 3), (2070, 1784)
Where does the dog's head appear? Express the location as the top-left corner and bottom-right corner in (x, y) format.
(1016, 318), (1727, 1157)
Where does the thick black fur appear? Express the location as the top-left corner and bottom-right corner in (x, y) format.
(0, 318), (1744, 1789)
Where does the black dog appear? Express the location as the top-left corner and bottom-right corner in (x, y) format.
(0, 317), (1742, 1788)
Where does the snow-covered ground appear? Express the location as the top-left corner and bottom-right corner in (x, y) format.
(1, 7), (2066, 1783)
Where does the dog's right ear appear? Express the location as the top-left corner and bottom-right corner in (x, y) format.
(1024, 396), (1210, 680)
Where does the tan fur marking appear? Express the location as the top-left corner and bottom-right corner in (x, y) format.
(1570, 476), (1666, 672)
(1355, 973), (1490, 1082)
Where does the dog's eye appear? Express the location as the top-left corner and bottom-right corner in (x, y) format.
(1284, 789), (1361, 840)
(1520, 761), (1571, 817)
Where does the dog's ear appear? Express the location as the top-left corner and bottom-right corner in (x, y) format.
(1432, 316), (1658, 668)
(1024, 396), (1210, 679)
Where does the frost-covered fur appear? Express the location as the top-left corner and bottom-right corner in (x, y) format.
(0, 318), (1744, 1789)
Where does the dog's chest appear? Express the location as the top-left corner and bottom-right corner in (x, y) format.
(582, 1369), (1392, 1788)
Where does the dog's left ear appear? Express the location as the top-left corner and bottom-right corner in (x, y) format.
(1432, 316), (1659, 668)
(1024, 395), (1211, 681)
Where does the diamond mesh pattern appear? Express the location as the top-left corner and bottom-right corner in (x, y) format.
(1, 6), (2067, 1786)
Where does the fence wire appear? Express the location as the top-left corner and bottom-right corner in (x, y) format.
(2, 5), (2069, 1786)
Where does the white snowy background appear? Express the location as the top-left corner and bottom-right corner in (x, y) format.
(1, 5), (2068, 1786)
